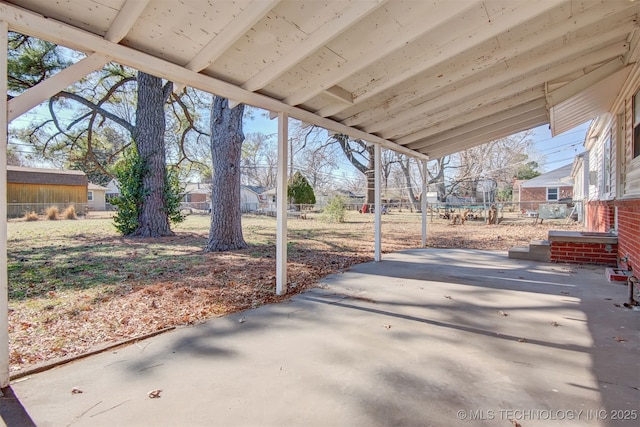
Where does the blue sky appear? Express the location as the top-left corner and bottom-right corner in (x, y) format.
(243, 111), (591, 175)
(529, 122), (590, 173)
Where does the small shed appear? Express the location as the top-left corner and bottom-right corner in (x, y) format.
(87, 183), (108, 211)
(241, 185), (265, 212)
(7, 165), (88, 217)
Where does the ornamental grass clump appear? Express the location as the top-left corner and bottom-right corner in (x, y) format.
(23, 211), (38, 221)
(45, 206), (59, 220)
(63, 205), (77, 220)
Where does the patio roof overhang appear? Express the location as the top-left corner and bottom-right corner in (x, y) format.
(3, 0), (639, 160)
(2, 0), (640, 389)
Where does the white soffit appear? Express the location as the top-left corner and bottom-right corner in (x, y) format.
(550, 64), (634, 136)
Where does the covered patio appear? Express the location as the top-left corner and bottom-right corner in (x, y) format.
(2, 0), (640, 418)
(3, 249), (638, 426)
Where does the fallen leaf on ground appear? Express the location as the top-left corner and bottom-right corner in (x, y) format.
(518, 338), (527, 343)
(238, 317), (246, 324)
(148, 389), (162, 398)
(444, 295), (452, 299)
(550, 321), (560, 327)
(497, 310), (508, 316)
(71, 387), (83, 394)
(614, 336), (626, 342)
(383, 324), (391, 329)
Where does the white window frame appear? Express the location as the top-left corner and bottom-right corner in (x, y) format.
(87, 190), (94, 201)
(547, 187), (558, 201)
(634, 89), (640, 158)
(602, 131), (611, 196)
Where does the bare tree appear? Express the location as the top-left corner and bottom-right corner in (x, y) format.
(290, 124), (340, 193)
(241, 132), (278, 188)
(449, 131), (534, 201)
(332, 134), (376, 206)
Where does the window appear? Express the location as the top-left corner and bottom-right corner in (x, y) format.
(602, 131), (611, 194)
(634, 90), (640, 158)
(88, 191), (94, 201)
(547, 187), (558, 201)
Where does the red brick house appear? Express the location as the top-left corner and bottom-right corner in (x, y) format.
(570, 61), (640, 273)
(518, 164), (573, 212)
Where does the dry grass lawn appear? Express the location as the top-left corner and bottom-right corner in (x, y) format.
(7, 210), (581, 373)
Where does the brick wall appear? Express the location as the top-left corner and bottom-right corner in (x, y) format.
(613, 198), (640, 271)
(550, 241), (618, 266)
(585, 200), (615, 232)
(520, 186), (573, 211)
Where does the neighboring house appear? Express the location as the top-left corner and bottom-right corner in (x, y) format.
(87, 183), (108, 211)
(103, 179), (211, 211)
(6, 165), (88, 217)
(182, 183), (210, 211)
(241, 185), (265, 213)
(569, 61), (640, 272)
(105, 178), (120, 201)
(260, 188), (277, 206)
(518, 164), (574, 212)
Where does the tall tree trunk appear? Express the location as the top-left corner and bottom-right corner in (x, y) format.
(334, 135), (375, 207)
(205, 97), (247, 252)
(131, 72), (173, 237)
(399, 156), (419, 212)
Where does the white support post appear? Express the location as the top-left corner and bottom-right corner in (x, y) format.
(1, 21), (9, 389)
(421, 159), (428, 247)
(276, 112), (288, 295)
(374, 144), (382, 262)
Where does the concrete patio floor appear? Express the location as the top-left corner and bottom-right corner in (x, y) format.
(2, 249), (639, 427)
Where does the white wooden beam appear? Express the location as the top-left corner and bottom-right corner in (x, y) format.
(364, 38), (630, 135)
(0, 3), (427, 160)
(320, 0), (565, 119)
(348, 18), (636, 130)
(421, 159), (427, 248)
(393, 88), (543, 145)
(282, 1), (478, 107)
(323, 86), (353, 105)
(545, 57), (626, 107)
(410, 109), (547, 152)
(228, 99), (242, 110)
(404, 100), (547, 149)
(104, 0), (150, 43)
(185, 0), (279, 73)
(276, 112), (288, 295)
(423, 115), (548, 159)
(0, 20), (9, 389)
(241, 0), (386, 92)
(8, 53), (109, 121)
(374, 144), (381, 262)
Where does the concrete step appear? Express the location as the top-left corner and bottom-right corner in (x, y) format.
(528, 240), (550, 254)
(530, 239), (550, 247)
(508, 242), (550, 262)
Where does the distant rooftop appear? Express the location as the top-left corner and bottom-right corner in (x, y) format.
(7, 165), (88, 186)
(520, 164), (573, 188)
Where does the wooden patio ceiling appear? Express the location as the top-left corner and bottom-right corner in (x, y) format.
(3, 0), (640, 159)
